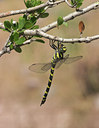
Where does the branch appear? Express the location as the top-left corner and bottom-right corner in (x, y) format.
(40, 2), (99, 32)
(0, 22), (5, 29)
(39, 31), (99, 43)
(0, 2), (48, 18)
(0, 0), (64, 18)
(0, 38), (36, 57)
(25, 30), (99, 43)
(0, 47), (10, 57)
(24, 2), (99, 41)
(1, 32), (99, 57)
(0, 2), (99, 57)
(65, 0), (77, 8)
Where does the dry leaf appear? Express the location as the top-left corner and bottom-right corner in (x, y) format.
(79, 21), (85, 37)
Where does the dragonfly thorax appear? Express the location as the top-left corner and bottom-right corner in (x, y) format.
(51, 45), (67, 64)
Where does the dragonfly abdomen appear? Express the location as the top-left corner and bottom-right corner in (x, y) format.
(40, 64), (55, 106)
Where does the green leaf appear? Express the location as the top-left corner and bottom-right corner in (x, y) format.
(11, 20), (18, 30)
(11, 19), (13, 24)
(37, 7), (44, 14)
(30, 16), (37, 25)
(4, 21), (12, 31)
(63, 22), (68, 27)
(32, 25), (39, 29)
(13, 32), (19, 42)
(76, 2), (82, 8)
(10, 44), (14, 50)
(24, 0), (32, 8)
(10, 34), (14, 42)
(36, 39), (45, 43)
(40, 13), (49, 18)
(71, 0), (84, 8)
(24, 0), (26, 5)
(10, 32), (19, 43)
(24, 0), (43, 8)
(14, 46), (22, 53)
(35, 0), (43, 6)
(18, 17), (25, 29)
(57, 16), (64, 26)
(24, 21), (33, 29)
(71, 0), (76, 5)
(15, 37), (26, 45)
(23, 14), (27, 21)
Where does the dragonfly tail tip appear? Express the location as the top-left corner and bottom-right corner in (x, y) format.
(40, 103), (43, 106)
(40, 99), (46, 106)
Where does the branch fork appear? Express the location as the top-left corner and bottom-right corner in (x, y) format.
(0, 1), (99, 57)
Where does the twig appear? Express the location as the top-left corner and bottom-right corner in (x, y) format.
(24, 2), (99, 40)
(0, 47), (10, 57)
(4, 32), (13, 47)
(36, 30), (99, 43)
(0, 38), (36, 57)
(0, 22), (5, 29)
(0, 0), (65, 18)
(1, 32), (99, 57)
(40, 2), (99, 32)
(24, 29), (99, 43)
(0, 2), (99, 57)
(65, 0), (77, 8)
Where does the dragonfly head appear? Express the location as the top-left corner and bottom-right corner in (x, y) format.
(60, 45), (67, 53)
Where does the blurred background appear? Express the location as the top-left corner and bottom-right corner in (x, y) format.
(0, 0), (99, 128)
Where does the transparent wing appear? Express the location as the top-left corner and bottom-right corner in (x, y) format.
(55, 55), (82, 69)
(55, 54), (69, 69)
(29, 63), (52, 73)
(29, 56), (83, 72)
(64, 56), (83, 64)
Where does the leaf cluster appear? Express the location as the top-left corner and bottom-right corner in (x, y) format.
(0, 0), (84, 53)
(1, 0), (49, 53)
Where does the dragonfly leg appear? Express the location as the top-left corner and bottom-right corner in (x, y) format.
(57, 41), (63, 50)
(49, 40), (57, 50)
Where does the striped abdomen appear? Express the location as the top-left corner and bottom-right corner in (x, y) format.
(40, 64), (55, 106)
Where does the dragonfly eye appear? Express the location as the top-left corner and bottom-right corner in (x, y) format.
(60, 47), (66, 53)
(62, 46), (66, 53)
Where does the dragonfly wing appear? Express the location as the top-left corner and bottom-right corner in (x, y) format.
(29, 63), (52, 73)
(41, 63), (52, 71)
(55, 54), (69, 69)
(64, 56), (83, 64)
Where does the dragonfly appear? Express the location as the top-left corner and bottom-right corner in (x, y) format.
(29, 42), (83, 106)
